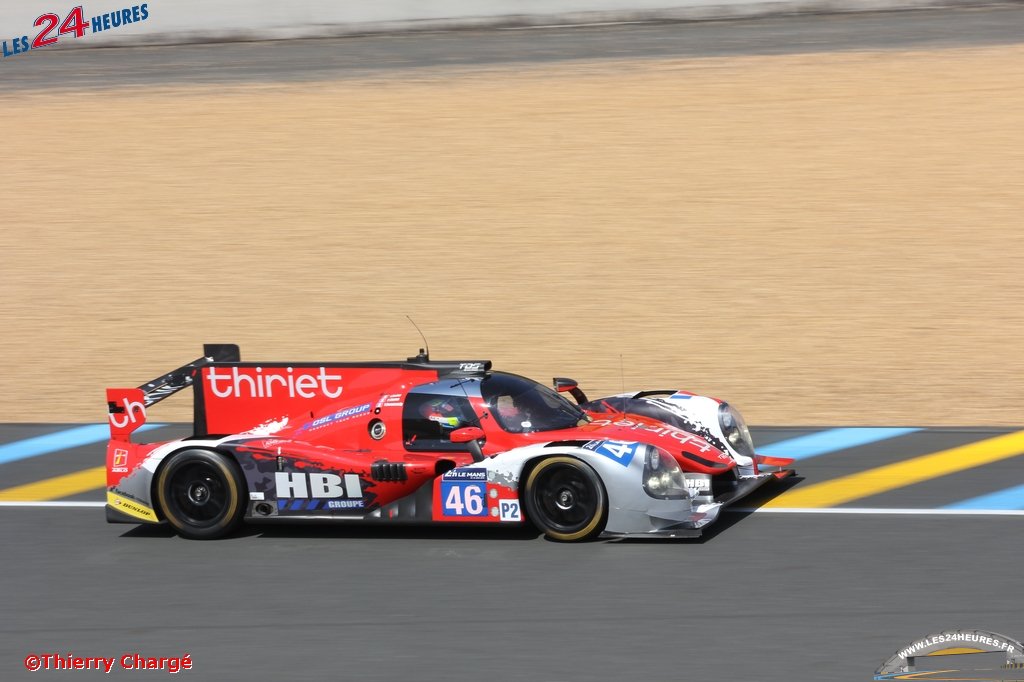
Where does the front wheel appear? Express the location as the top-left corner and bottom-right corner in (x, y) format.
(155, 449), (246, 540)
(523, 456), (607, 542)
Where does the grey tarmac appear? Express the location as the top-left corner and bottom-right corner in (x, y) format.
(1, 5), (1024, 91)
(2, 424), (1023, 680)
(1, 506), (1022, 681)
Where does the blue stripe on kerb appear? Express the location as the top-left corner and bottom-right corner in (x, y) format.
(944, 484), (1024, 510)
(0, 424), (165, 465)
(757, 427), (922, 461)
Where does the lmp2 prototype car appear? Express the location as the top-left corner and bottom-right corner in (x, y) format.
(105, 345), (794, 541)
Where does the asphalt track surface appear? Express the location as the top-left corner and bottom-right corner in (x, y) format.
(1, 5), (1024, 90)
(4, 7), (1024, 680)
(3, 423), (1024, 681)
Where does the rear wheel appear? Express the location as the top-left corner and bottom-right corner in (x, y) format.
(155, 449), (246, 540)
(523, 456), (607, 542)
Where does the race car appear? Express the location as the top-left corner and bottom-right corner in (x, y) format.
(105, 344), (794, 541)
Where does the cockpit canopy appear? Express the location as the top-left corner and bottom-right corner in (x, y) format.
(401, 372), (588, 450)
(480, 372), (588, 434)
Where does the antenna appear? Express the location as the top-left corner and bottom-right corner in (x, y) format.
(406, 315), (430, 360)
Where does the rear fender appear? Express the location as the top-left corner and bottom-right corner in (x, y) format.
(106, 437), (161, 523)
(106, 437), (238, 525)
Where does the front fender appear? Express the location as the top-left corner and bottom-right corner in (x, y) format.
(472, 441), (703, 534)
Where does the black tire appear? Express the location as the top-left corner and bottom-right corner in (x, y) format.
(155, 449), (246, 540)
(523, 456), (608, 542)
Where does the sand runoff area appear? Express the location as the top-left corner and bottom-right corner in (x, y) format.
(1, 45), (1022, 425)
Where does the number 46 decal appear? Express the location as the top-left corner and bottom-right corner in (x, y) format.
(34, 6), (88, 49)
(441, 481), (487, 517)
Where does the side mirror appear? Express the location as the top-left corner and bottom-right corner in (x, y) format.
(553, 377), (578, 393)
(450, 426), (486, 463)
(552, 377), (588, 405)
(451, 427), (485, 443)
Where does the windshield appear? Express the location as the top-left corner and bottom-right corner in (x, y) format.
(481, 372), (588, 433)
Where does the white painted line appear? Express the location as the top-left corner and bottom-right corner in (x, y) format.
(0, 501), (105, 508)
(729, 507), (1024, 516)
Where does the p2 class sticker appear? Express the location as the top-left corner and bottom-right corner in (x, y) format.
(498, 499), (522, 522)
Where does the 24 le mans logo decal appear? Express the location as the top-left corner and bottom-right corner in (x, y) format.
(2, 4), (150, 60)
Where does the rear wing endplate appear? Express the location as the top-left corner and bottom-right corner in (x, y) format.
(106, 344), (239, 439)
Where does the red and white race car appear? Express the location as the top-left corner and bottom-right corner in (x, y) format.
(105, 345), (794, 541)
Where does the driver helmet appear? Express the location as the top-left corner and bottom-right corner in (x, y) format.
(494, 394), (534, 432)
(494, 395), (522, 421)
(421, 397), (462, 430)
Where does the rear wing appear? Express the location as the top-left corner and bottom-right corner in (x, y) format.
(106, 344), (240, 440)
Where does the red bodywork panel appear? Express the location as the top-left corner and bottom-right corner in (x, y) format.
(198, 364), (438, 445)
(111, 362), (737, 486)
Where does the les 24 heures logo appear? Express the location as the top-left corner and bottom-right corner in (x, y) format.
(875, 630), (1024, 681)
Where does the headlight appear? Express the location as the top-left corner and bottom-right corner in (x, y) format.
(643, 445), (688, 499)
(718, 403), (754, 456)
